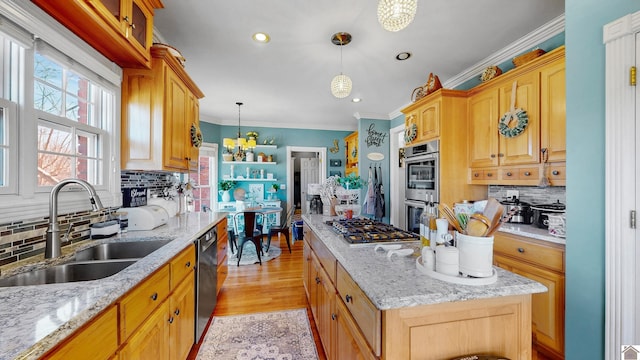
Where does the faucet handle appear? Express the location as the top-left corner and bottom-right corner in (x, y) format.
(64, 223), (74, 241)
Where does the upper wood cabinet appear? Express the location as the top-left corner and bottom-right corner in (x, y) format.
(121, 46), (205, 172)
(403, 96), (442, 145)
(32, 0), (163, 69)
(467, 46), (565, 186)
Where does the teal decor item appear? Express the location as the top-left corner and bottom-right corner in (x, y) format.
(498, 108), (528, 138)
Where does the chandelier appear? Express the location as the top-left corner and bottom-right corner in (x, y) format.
(377, 0), (418, 32)
(330, 32), (352, 99)
(223, 102), (255, 161)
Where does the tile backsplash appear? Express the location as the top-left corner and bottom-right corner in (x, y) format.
(488, 185), (566, 206)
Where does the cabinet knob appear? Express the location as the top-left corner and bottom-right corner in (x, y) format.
(345, 294), (352, 303)
(498, 153), (504, 157)
(150, 292), (158, 301)
(174, 309), (181, 316)
(487, 172), (493, 177)
(331, 313), (337, 321)
(490, 154), (496, 158)
(315, 277), (321, 284)
(524, 172), (531, 176)
(474, 173), (480, 178)
(552, 170), (560, 176)
(506, 172), (513, 177)
(185, 261), (191, 268)
(517, 247), (525, 253)
(168, 316), (174, 324)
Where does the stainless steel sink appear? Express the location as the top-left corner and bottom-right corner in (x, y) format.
(0, 260), (136, 287)
(74, 239), (172, 261)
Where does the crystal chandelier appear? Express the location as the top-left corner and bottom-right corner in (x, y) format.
(330, 32), (352, 99)
(377, 0), (418, 32)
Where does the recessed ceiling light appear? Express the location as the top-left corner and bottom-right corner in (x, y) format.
(396, 52), (411, 61)
(352, 98), (362, 103)
(252, 32), (270, 43)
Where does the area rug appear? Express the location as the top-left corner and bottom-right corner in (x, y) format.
(228, 243), (282, 266)
(196, 308), (319, 360)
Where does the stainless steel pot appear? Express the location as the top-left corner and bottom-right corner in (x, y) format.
(500, 199), (533, 224)
(531, 201), (566, 229)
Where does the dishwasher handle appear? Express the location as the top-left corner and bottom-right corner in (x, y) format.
(201, 227), (217, 250)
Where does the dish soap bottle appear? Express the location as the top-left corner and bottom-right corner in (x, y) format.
(428, 194), (438, 250)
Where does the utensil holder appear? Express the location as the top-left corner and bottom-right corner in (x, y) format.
(456, 232), (494, 278)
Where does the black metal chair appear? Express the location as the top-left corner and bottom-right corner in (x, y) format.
(265, 205), (296, 253)
(233, 211), (264, 266)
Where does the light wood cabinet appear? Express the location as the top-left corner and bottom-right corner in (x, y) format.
(216, 218), (229, 295)
(344, 131), (359, 176)
(122, 46), (205, 172)
(402, 90), (486, 206)
(120, 300), (170, 360)
(169, 271), (196, 360)
(334, 296), (377, 360)
(494, 232), (565, 360)
(32, 0), (162, 69)
(311, 251), (337, 359)
(43, 305), (118, 360)
(467, 46), (565, 186)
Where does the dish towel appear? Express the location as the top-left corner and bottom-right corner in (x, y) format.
(363, 167), (375, 215)
(374, 166), (385, 220)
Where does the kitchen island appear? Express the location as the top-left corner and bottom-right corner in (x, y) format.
(0, 212), (227, 360)
(303, 214), (547, 359)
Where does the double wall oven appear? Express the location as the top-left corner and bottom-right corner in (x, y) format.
(404, 140), (439, 234)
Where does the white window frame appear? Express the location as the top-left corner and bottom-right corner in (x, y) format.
(0, 1), (122, 223)
(0, 98), (18, 195)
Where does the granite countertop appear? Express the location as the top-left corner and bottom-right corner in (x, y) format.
(0, 212), (227, 360)
(302, 214), (548, 311)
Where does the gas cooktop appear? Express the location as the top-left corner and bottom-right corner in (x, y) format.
(326, 218), (419, 245)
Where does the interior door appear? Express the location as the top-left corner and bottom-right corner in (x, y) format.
(300, 157), (319, 215)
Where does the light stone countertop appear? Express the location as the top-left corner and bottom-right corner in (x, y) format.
(0, 212), (227, 360)
(498, 223), (566, 245)
(302, 214), (548, 311)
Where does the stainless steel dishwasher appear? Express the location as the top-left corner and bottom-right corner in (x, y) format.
(195, 226), (217, 343)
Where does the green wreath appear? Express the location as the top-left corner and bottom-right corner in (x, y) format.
(498, 109), (528, 138)
(190, 123), (203, 148)
(404, 123), (417, 143)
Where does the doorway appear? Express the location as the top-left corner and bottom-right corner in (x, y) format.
(389, 124), (406, 229)
(286, 147), (327, 215)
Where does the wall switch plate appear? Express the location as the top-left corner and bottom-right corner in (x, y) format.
(280, 184), (286, 190)
(506, 190), (519, 200)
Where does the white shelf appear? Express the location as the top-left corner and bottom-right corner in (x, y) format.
(255, 144), (277, 149)
(222, 161), (276, 165)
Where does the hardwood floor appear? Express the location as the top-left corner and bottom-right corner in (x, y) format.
(187, 234), (327, 359)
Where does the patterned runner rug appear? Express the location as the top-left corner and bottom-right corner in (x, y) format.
(228, 242), (281, 266)
(196, 308), (319, 360)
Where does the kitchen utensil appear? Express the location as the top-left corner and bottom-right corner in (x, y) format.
(482, 198), (504, 228)
(485, 207), (518, 236)
(439, 203), (464, 233)
(466, 213), (491, 236)
(539, 148), (550, 188)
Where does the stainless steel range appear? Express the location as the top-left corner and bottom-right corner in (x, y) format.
(326, 218), (419, 245)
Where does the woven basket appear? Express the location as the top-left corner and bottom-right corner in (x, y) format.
(512, 49), (546, 67)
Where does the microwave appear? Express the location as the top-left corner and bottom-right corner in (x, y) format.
(405, 139), (438, 158)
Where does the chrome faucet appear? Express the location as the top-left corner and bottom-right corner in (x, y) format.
(45, 179), (104, 258)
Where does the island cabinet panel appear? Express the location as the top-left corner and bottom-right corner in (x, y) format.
(334, 295), (377, 360)
(303, 239), (313, 300)
(307, 228), (336, 283)
(336, 263), (382, 356)
(494, 233), (565, 359)
(43, 305), (118, 360)
(120, 301), (170, 360)
(382, 294), (532, 360)
(312, 251), (337, 359)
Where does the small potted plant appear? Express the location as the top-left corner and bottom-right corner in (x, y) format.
(246, 131), (259, 141)
(267, 183), (280, 200)
(218, 180), (236, 202)
(338, 173), (364, 190)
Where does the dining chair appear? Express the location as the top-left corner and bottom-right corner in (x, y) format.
(265, 205), (296, 254)
(233, 211), (264, 266)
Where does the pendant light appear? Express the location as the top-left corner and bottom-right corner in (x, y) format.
(377, 0), (418, 32)
(223, 102), (248, 161)
(330, 32), (352, 99)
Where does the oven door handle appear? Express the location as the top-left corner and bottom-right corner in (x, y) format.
(404, 200), (427, 207)
(405, 153), (437, 162)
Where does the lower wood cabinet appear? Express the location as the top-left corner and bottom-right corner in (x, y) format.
(494, 232), (565, 360)
(216, 218), (229, 295)
(119, 301), (170, 360)
(334, 294), (377, 360)
(169, 271), (196, 360)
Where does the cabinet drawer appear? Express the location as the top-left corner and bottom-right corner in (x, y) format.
(336, 263), (382, 356)
(548, 164), (566, 181)
(45, 305), (118, 360)
(307, 227), (337, 284)
(518, 167), (539, 179)
(171, 245), (195, 289)
(120, 265), (171, 340)
(217, 231), (229, 266)
(470, 168), (498, 181)
(494, 234), (564, 272)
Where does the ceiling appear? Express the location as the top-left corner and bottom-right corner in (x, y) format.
(153, 1), (564, 131)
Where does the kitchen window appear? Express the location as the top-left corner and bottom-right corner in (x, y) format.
(0, 3), (122, 223)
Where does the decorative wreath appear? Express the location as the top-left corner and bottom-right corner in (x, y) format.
(404, 123), (417, 143)
(498, 108), (528, 138)
(190, 123), (203, 148)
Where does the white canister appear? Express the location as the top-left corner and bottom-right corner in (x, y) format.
(435, 246), (459, 276)
(456, 232), (494, 277)
(422, 248), (435, 271)
(454, 200), (475, 215)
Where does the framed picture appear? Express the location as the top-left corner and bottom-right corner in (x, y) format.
(330, 159), (342, 167)
(248, 183), (264, 201)
(329, 170), (342, 177)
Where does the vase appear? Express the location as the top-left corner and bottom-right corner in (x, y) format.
(246, 151), (254, 162)
(219, 190), (231, 202)
(223, 153), (233, 161)
(178, 194), (187, 214)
